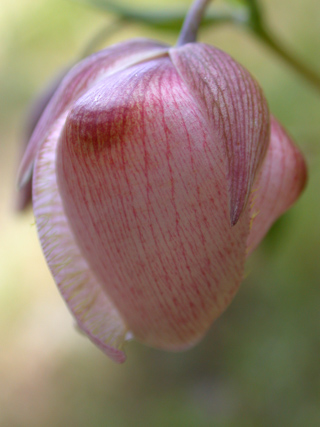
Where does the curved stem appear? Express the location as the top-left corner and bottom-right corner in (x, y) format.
(176, 0), (213, 46)
(244, 0), (320, 92)
(255, 25), (320, 92)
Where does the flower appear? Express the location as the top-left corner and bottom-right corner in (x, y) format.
(18, 38), (306, 363)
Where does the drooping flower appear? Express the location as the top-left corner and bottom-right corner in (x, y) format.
(18, 36), (306, 363)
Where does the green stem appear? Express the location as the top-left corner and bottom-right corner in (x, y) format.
(245, 0), (320, 92)
(176, 0), (212, 46)
(255, 25), (320, 92)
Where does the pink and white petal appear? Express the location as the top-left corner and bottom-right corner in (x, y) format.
(246, 116), (307, 254)
(33, 114), (128, 363)
(57, 57), (250, 351)
(18, 38), (169, 188)
(16, 68), (68, 211)
(169, 43), (270, 225)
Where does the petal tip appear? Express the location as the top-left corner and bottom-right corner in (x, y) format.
(230, 205), (242, 227)
(230, 193), (249, 227)
(17, 162), (32, 190)
(78, 322), (127, 363)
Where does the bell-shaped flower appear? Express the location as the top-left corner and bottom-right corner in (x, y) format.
(18, 38), (306, 363)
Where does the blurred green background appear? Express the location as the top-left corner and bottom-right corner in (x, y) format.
(0, 0), (319, 426)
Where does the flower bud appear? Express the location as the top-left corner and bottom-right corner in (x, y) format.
(18, 38), (306, 362)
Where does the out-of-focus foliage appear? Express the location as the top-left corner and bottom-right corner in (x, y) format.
(72, 0), (248, 31)
(0, 0), (319, 426)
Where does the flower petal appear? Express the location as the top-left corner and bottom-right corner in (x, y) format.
(246, 116), (307, 254)
(57, 57), (250, 351)
(16, 68), (68, 211)
(18, 38), (169, 188)
(169, 43), (270, 225)
(33, 114), (128, 363)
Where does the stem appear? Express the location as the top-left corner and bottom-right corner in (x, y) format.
(75, 0), (320, 92)
(256, 25), (320, 92)
(176, 0), (213, 46)
(244, 0), (320, 92)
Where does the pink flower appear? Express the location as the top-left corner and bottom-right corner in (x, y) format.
(18, 38), (306, 363)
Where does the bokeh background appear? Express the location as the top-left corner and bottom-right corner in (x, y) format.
(1, 0), (319, 425)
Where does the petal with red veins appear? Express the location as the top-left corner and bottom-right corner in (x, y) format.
(246, 116), (307, 254)
(169, 43), (270, 225)
(33, 114), (128, 363)
(57, 57), (250, 351)
(18, 38), (169, 188)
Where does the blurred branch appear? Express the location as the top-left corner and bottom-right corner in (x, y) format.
(252, 25), (320, 92)
(71, 0), (249, 31)
(244, 0), (320, 92)
(72, 0), (320, 92)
